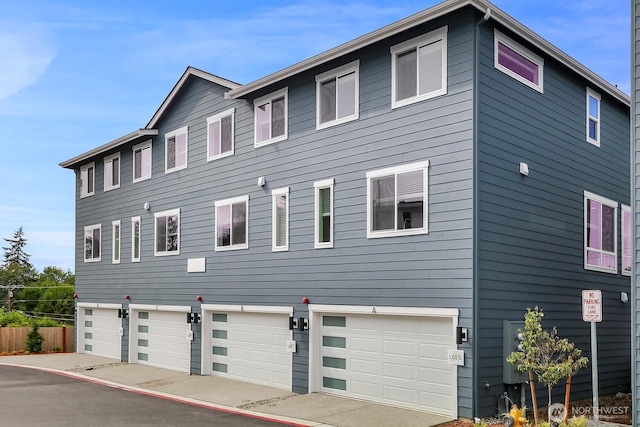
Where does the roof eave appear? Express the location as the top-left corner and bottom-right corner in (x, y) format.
(227, 0), (629, 106)
(59, 128), (159, 169)
(146, 66), (242, 129)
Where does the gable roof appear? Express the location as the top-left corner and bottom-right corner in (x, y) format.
(227, 0), (629, 106)
(146, 66), (241, 129)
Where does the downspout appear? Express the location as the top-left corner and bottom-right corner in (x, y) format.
(472, 6), (491, 419)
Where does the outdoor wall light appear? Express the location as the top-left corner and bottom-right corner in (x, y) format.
(143, 202), (150, 210)
(519, 162), (529, 176)
(257, 176), (266, 187)
(73, 293), (78, 299)
(621, 292), (629, 303)
(302, 297), (309, 304)
(196, 295), (203, 302)
(124, 294), (130, 300)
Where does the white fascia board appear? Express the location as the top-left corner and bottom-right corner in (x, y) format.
(59, 129), (158, 169)
(228, 0), (629, 107)
(146, 66), (242, 129)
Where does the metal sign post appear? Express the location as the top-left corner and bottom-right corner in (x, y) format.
(582, 290), (602, 427)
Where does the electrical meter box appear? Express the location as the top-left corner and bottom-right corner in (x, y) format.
(503, 320), (527, 384)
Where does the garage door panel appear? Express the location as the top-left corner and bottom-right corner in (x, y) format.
(206, 311), (292, 390)
(79, 308), (122, 360)
(318, 313), (456, 417)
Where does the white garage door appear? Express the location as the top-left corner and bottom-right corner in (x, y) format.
(203, 310), (292, 390)
(77, 306), (122, 360)
(130, 308), (191, 373)
(318, 313), (456, 417)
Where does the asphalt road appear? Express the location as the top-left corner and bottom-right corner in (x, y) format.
(0, 365), (292, 427)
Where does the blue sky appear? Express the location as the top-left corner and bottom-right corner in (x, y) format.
(0, 0), (629, 272)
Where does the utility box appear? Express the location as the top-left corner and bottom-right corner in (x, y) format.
(503, 320), (527, 384)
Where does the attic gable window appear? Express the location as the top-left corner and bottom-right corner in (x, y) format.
(254, 88), (287, 147)
(165, 126), (188, 173)
(494, 30), (544, 93)
(104, 153), (120, 191)
(391, 26), (447, 109)
(133, 141), (152, 182)
(316, 61), (359, 129)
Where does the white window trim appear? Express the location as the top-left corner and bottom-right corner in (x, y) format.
(154, 208), (181, 256)
(131, 216), (141, 263)
(254, 87), (288, 147)
(207, 108), (235, 161)
(84, 223), (101, 263)
(314, 178), (334, 249)
(80, 162), (95, 198)
(366, 160), (429, 239)
(165, 126), (189, 173)
(132, 140), (152, 183)
(622, 204), (631, 276)
(494, 29), (544, 93)
(104, 153), (121, 191)
(390, 26), (448, 109)
(316, 60), (359, 130)
(586, 88), (601, 147)
(112, 220), (121, 264)
(272, 187), (290, 252)
(584, 191), (617, 274)
(215, 195), (249, 251)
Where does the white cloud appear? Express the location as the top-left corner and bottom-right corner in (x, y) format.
(0, 23), (58, 99)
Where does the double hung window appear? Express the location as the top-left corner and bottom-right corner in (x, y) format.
(391, 27), (447, 108)
(104, 153), (120, 191)
(165, 126), (188, 173)
(314, 179), (334, 248)
(112, 220), (121, 264)
(131, 216), (141, 262)
(367, 161), (429, 238)
(316, 61), (359, 129)
(254, 88), (287, 146)
(84, 224), (101, 262)
(586, 88), (601, 146)
(494, 30), (544, 92)
(80, 163), (95, 198)
(133, 141), (152, 182)
(272, 188), (289, 251)
(215, 196), (249, 250)
(584, 191), (617, 273)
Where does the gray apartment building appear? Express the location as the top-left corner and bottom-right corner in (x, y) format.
(62, 0), (631, 419)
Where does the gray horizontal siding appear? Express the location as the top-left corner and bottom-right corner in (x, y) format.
(73, 8), (477, 418)
(476, 21), (630, 415)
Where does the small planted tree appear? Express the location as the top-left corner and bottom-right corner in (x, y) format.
(25, 321), (45, 353)
(507, 307), (589, 426)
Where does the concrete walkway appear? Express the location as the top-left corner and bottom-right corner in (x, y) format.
(0, 353), (453, 427)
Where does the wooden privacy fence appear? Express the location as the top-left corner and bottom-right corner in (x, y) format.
(0, 327), (74, 353)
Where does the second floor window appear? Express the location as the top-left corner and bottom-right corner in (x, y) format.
(165, 126), (188, 173)
(494, 30), (544, 93)
(131, 216), (141, 262)
(254, 88), (287, 146)
(104, 153), (120, 191)
(272, 187), (289, 252)
(84, 224), (101, 262)
(155, 209), (180, 255)
(215, 196), (249, 251)
(80, 163), (95, 198)
(112, 220), (121, 264)
(584, 191), (617, 273)
(314, 179), (334, 248)
(367, 161), (429, 238)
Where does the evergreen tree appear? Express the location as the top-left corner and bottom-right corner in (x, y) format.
(3, 227), (32, 268)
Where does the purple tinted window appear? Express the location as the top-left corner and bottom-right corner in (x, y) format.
(498, 42), (539, 85)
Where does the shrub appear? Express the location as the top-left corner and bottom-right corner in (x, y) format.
(25, 322), (44, 353)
